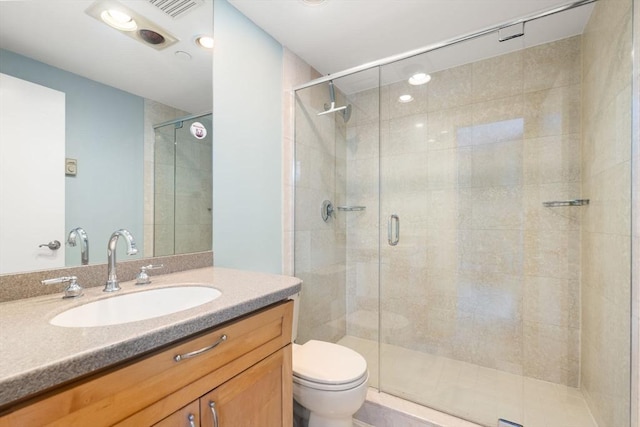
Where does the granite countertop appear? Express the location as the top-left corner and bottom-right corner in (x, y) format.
(0, 267), (301, 408)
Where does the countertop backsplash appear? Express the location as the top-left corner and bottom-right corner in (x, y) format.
(0, 251), (213, 303)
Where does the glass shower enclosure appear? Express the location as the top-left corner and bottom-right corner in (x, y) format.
(153, 113), (213, 257)
(294, 1), (633, 426)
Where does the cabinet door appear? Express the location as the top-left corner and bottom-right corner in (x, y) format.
(152, 401), (199, 427)
(200, 345), (292, 427)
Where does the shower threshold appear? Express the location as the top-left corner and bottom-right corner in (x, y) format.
(339, 336), (597, 427)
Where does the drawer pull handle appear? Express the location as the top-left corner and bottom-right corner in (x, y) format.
(173, 334), (227, 362)
(188, 414), (196, 427)
(209, 401), (219, 427)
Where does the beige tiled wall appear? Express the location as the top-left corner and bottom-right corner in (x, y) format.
(345, 36), (583, 386)
(284, 50), (350, 343)
(282, 49), (321, 276)
(143, 100), (189, 257)
(633, 3), (640, 427)
(144, 103), (212, 258)
(581, 0), (633, 425)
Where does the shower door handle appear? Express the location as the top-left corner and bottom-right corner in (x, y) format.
(388, 214), (399, 246)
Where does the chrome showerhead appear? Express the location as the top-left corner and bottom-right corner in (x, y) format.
(317, 80), (352, 122)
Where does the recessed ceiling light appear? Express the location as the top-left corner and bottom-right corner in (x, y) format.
(409, 73), (431, 85)
(415, 123), (424, 128)
(196, 35), (214, 49)
(101, 9), (137, 31)
(86, 1), (179, 50)
(398, 94), (414, 103)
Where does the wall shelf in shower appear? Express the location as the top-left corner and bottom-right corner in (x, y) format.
(336, 206), (366, 212)
(542, 199), (589, 207)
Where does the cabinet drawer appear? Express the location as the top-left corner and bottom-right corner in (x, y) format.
(0, 301), (293, 426)
(152, 401), (199, 427)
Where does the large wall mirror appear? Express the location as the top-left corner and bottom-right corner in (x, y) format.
(0, 0), (213, 274)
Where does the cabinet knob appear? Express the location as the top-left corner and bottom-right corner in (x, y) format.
(188, 413), (196, 427)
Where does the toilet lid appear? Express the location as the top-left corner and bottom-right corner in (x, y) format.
(293, 340), (367, 385)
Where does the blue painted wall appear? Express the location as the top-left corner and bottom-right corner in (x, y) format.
(212, 0), (283, 273)
(0, 49), (144, 265)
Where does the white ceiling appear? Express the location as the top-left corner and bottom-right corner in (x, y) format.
(0, 0), (213, 113)
(229, 0), (594, 93)
(0, 0), (594, 106)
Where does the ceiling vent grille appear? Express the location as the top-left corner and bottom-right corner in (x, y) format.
(148, 0), (203, 19)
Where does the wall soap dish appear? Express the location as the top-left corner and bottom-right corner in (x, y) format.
(336, 206), (366, 212)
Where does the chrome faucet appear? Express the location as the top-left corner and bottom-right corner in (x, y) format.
(42, 276), (83, 299)
(104, 229), (138, 292)
(67, 227), (89, 265)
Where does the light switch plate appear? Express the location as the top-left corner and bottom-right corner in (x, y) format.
(65, 158), (77, 176)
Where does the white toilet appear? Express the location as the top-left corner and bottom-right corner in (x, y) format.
(291, 295), (369, 427)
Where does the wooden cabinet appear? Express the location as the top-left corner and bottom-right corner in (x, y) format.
(200, 347), (291, 427)
(155, 347), (291, 427)
(0, 301), (293, 427)
(152, 401), (200, 427)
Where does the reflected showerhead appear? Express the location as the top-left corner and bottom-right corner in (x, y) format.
(317, 80), (352, 122)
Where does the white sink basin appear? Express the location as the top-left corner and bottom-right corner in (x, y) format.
(50, 286), (222, 327)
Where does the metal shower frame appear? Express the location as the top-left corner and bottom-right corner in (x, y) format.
(293, 0), (597, 92)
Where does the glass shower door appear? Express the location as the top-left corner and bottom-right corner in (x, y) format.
(376, 25), (542, 425)
(375, 2), (631, 424)
(153, 114), (212, 257)
(293, 67), (382, 386)
(174, 116), (213, 254)
(378, 48), (448, 407)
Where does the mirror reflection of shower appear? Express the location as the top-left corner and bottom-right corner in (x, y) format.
(318, 80), (352, 122)
(153, 112), (213, 257)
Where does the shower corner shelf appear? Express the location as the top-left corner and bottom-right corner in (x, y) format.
(336, 206), (366, 212)
(543, 199), (589, 207)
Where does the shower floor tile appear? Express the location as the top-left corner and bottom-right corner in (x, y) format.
(338, 335), (597, 427)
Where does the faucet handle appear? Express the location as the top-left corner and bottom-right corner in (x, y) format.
(135, 264), (164, 285)
(42, 276), (83, 299)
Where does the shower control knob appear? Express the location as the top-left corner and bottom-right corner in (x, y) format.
(321, 200), (334, 222)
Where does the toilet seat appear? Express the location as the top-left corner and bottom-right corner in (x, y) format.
(293, 370), (368, 391)
(293, 340), (368, 391)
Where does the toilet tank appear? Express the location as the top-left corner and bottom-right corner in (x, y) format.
(289, 292), (301, 343)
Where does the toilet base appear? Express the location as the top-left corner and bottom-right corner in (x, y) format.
(294, 399), (355, 427)
(293, 399), (310, 427)
(309, 413), (354, 427)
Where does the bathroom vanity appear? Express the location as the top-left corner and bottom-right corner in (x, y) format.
(0, 267), (301, 426)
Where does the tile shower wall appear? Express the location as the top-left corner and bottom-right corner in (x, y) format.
(150, 113), (213, 257)
(173, 117), (213, 255)
(580, 0), (632, 425)
(294, 71), (349, 344)
(143, 100), (188, 257)
(283, 48), (321, 276)
(346, 36), (583, 386)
